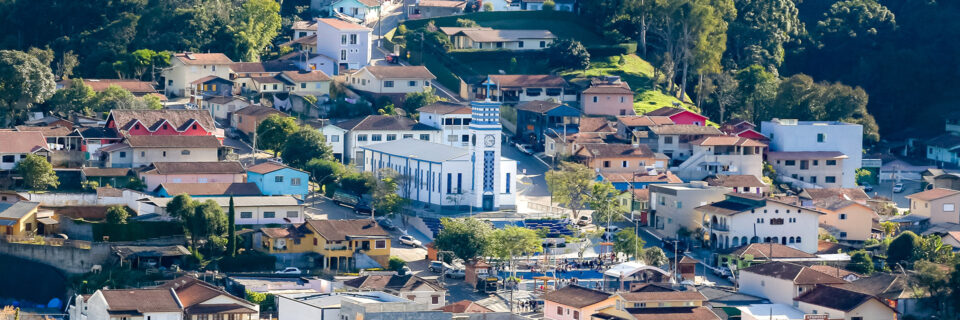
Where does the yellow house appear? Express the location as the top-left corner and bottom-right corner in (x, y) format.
(254, 219), (391, 270)
(814, 199), (879, 242)
(0, 201), (40, 237)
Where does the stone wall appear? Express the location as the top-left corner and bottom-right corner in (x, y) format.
(0, 241), (112, 274)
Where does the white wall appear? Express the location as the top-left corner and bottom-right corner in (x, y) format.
(316, 22), (371, 70)
(720, 202), (821, 253)
(761, 121), (863, 188)
(234, 205), (305, 225)
(346, 129), (440, 163)
(278, 296), (340, 320)
(347, 68), (433, 94)
(738, 271), (797, 305)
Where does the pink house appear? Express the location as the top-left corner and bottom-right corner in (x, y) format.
(139, 161), (246, 191)
(542, 285), (618, 320)
(645, 106), (708, 126)
(582, 77), (635, 116)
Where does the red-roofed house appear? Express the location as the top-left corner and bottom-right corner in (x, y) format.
(583, 77), (635, 116)
(645, 106), (709, 126)
(105, 109), (217, 138)
(719, 119), (767, 141)
(0, 131), (51, 171)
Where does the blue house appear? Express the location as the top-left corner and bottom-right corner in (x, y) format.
(514, 100), (581, 147)
(191, 75), (234, 98)
(246, 162), (309, 199)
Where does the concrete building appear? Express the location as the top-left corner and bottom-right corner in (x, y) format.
(277, 291), (420, 320)
(0, 201), (40, 237)
(417, 101), (474, 149)
(582, 77), (635, 116)
(542, 285), (617, 320)
(574, 143), (669, 174)
(100, 135), (221, 168)
(69, 276), (259, 320)
(641, 125), (723, 165)
(346, 66), (436, 104)
(410, 0), (466, 19)
(696, 193), (825, 253)
(809, 197), (878, 242)
(247, 162), (310, 199)
(202, 96), (251, 123)
(138, 161), (247, 191)
(0, 131), (50, 171)
(672, 136), (765, 181)
(446, 28), (556, 51)
(737, 261), (846, 306)
(343, 274), (447, 308)
(760, 119), (863, 188)
(475, 74), (577, 104)
(143, 196), (304, 225)
(767, 151), (848, 189)
(161, 52), (234, 97)
(232, 105), (287, 138)
(329, 0), (381, 24)
(794, 285), (897, 320)
(648, 182), (732, 237)
(316, 18), (372, 71)
(906, 188), (960, 224)
(320, 115), (441, 164)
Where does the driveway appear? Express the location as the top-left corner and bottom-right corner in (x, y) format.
(872, 179), (921, 208)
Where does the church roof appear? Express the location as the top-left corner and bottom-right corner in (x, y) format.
(359, 138), (469, 163)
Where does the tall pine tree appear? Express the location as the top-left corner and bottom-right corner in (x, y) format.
(228, 196), (237, 257)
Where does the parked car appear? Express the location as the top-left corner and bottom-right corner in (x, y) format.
(275, 267), (302, 274)
(576, 215), (592, 226)
(385, 53), (400, 64)
(332, 191), (373, 214)
(429, 261), (453, 273)
(444, 268), (466, 279)
(376, 217), (397, 230)
(399, 235), (421, 247)
(226, 128), (241, 139)
(401, 265), (412, 276)
(861, 183), (873, 192)
(893, 183), (905, 193)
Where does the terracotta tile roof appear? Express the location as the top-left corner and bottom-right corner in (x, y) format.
(542, 285), (613, 308)
(81, 167), (130, 177)
(0, 131), (48, 153)
(926, 133), (960, 149)
(690, 136), (766, 147)
(306, 219), (389, 241)
(817, 240), (856, 254)
(334, 115), (438, 131)
(648, 125), (722, 136)
(603, 171), (682, 184)
(456, 29), (556, 42)
(108, 109), (216, 134)
(234, 105), (287, 117)
(230, 60), (299, 73)
(417, 101), (472, 115)
(96, 187), (124, 198)
(15, 125), (77, 137)
(124, 135), (221, 148)
(705, 175), (767, 188)
(617, 115), (674, 127)
(808, 265), (860, 279)
(247, 161), (304, 175)
(147, 162), (245, 175)
(575, 143), (658, 159)
(292, 20), (318, 30)
(583, 81), (633, 95)
(794, 285), (887, 312)
(205, 96), (248, 105)
(611, 306), (720, 320)
(173, 52), (233, 65)
(280, 34), (319, 47)
(100, 289), (182, 313)
(801, 188), (870, 202)
(578, 117), (617, 133)
(906, 188), (960, 201)
(158, 276), (253, 309)
(720, 243), (817, 259)
(740, 261), (845, 285)
(620, 288), (706, 303)
(437, 300), (493, 313)
(840, 273), (913, 300)
(189, 75), (232, 85)
(250, 75), (288, 84)
(78, 79), (158, 94)
(318, 18), (372, 31)
(645, 106), (694, 117)
(632, 188), (650, 201)
(489, 74), (566, 88)
(260, 223), (310, 239)
(343, 274), (443, 292)
(281, 70), (331, 82)
(158, 182), (262, 196)
(766, 151), (847, 160)
(515, 100), (567, 113)
(363, 66), (435, 80)
(438, 27), (494, 36)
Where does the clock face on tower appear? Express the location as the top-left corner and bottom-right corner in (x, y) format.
(484, 134), (496, 147)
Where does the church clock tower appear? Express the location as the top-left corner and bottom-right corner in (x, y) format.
(469, 76), (503, 211)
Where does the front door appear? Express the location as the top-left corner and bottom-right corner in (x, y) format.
(482, 195), (494, 211)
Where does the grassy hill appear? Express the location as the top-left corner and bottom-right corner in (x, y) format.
(561, 54), (693, 115)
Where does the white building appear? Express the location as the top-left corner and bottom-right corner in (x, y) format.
(329, 0), (381, 24)
(444, 28), (557, 51)
(316, 18), (372, 71)
(142, 196), (305, 225)
(672, 136), (766, 181)
(696, 194), (825, 253)
(359, 81), (517, 211)
(277, 291), (420, 320)
(346, 66), (436, 103)
(760, 119), (863, 188)
(202, 96), (251, 123)
(738, 261), (846, 306)
(161, 52), (234, 97)
(417, 101), (474, 148)
(648, 182), (732, 237)
(319, 115), (441, 164)
(0, 131), (50, 171)
(291, 20), (318, 40)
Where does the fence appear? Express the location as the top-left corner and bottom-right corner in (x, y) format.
(526, 202), (572, 217)
(2, 235), (92, 249)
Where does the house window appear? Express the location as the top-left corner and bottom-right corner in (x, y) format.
(240, 212), (253, 219)
(573, 310), (580, 320)
(425, 81), (431, 87)
(664, 136), (673, 144)
(291, 178), (301, 186)
(287, 211), (299, 218)
(358, 134), (368, 141)
(557, 307), (563, 315)
(273, 84), (278, 90)
(432, 296), (440, 304)
(386, 134), (397, 141)
(840, 232), (848, 238)
(341, 50), (347, 60)
(810, 176), (817, 184)
(593, 96), (598, 103)
(350, 34), (358, 44)
(384, 81), (395, 87)
(622, 161), (628, 168)
(264, 211), (276, 218)
(372, 134), (383, 141)
(526, 88), (542, 96)
(518, 41), (524, 48)
(420, 134), (430, 141)
(341, 34), (347, 44)
(839, 213), (847, 220)
(817, 133), (825, 142)
(275, 176), (284, 183)
(825, 176), (836, 183)
(300, 83), (306, 89)
(506, 173), (511, 193)
(162, 151), (167, 157)
(409, 80), (416, 86)
(181, 150), (190, 155)
(603, 161), (610, 168)
(813, 160), (819, 166)
(540, 41), (546, 48)
(945, 203), (956, 212)
(402, 134), (413, 139)
(331, 135), (340, 142)
(785, 160), (796, 166)
(770, 218), (784, 225)
(826, 160), (837, 165)
(496, 42), (503, 48)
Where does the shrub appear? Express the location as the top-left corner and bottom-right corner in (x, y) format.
(105, 205), (129, 224)
(219, 252), (277, 272)
(388, 257), (407, 273)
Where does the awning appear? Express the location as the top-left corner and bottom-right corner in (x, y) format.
(38, 217), (59, 225)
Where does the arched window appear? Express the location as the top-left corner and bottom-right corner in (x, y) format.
(789, 237), (795, 243)
(751, 236), (759, 244)
(796, 236), (802, 243)
(764, 237), (771, 243)
(741, 236), (748, 245)
(732, 237), (740, 247)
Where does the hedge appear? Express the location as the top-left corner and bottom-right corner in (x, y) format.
(218, 252), (277, 272)
(91, 220), (184, 242)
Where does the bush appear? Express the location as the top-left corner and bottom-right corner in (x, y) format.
(586, 43), (637, 58)
(219, 252), (277, 272)
(388, 257), (407, 272)
(105, 205), (129, 224)
(91, 220), (183, 242)
(887, 231), (920, 265)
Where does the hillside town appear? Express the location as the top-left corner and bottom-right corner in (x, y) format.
(0, 0), (959, 319)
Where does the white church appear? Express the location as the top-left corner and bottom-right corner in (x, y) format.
(358, 78), (517, 211)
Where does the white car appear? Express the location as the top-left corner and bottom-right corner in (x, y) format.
(576, 215), (592, 226)
(893, 183), (904, 193)
(275, 267), (302, 275)
(517, 144), (535, 155)
(444, 268), (466, 279)
(399, 235), (422, 247)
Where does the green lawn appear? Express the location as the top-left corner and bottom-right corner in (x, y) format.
(561, 54), (694, 115)
(402, 11), (613, 47)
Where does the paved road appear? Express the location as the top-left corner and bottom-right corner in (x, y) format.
(872, 179), (921, 208)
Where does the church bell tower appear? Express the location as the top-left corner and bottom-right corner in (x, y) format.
(469, 76), (503, 211)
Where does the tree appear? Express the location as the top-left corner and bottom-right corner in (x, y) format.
(231, 0), (282, 62)
(587, 181), (626, 229)
(185, 199), (229, 252)
(434, 217), (492, 261)
(0, 50), (56, 126)
(281, 126), (331, 169)
(846, 250), (874, 275)
(710, 71), (738, 122)
(256, 114), (298, 156)
(881, 221), (899, 238)
(340, 171), (375, 203)
(916, 235), (954, 264)
(734, 65), (779, 123)
(887, 231), (920, 266)
(913, 260), (951, 317)
(16, 154), (59, 190)
(388, 256), (407, 273)
(613, 227), (645, 261)
(456, 19), (479, 28)
(47, 78), (95, 115)
(542, 0), (556, 10)
(402, 87), (442, 114)
(105, 205), (129, 224)
(547, 39), (590, 70)
(306, 158), (345, 196)
(166, 194), (196, 220)
(815, 0), (896, 51)
(726, 0), (803, 68)
(245, 290), (277, 313)
(489, 226), (543, 279)
(372, 168), (407, 217)
(227, 196), (237, 257)
(483, 2), (494, 11)
(89, 85), (152, 114)
(545, 162), (594, 219)
(643, 247), (669, 267)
